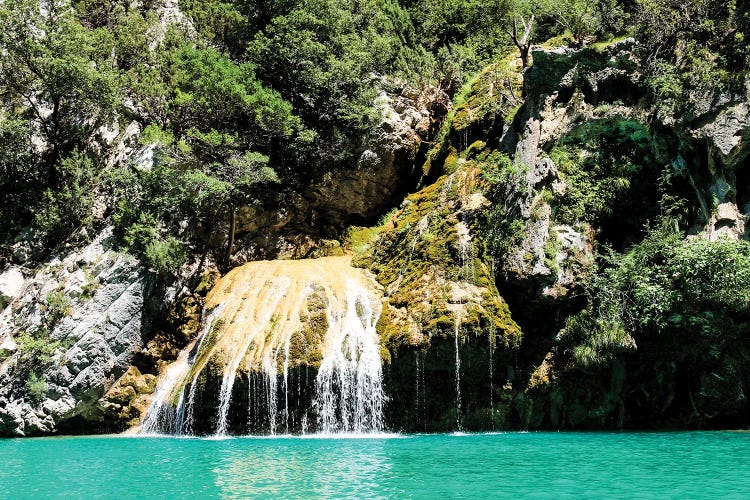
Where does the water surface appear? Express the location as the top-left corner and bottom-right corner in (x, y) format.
(1, 432), (748, 498)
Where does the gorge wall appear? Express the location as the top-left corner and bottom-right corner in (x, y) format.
(1, 36), (749, 436)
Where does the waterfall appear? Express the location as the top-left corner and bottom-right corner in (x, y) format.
(140, 353), (192, 434)
(314, 280), (385, 434)
(489, 327), (495, 430)
(139, 257), (386, 436)
(141, 303), (226, 434)
(214, 278), (290, 436)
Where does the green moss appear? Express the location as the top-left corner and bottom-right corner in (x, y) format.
(344, 226), (378, 254)
(504, 104), (521, 124)
(540, 32), (575, 49)
(464, 141), (486, 159)
(544, 229), (562, 277)
(443, 148), (460, 173)
(195, 270), (220, 296)
(589, 35), (631, 53)
(451, 64), (519, 134)
(355, 63), (529, 359)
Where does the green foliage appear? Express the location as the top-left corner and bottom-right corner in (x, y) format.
(144, 237), (186, 275)
(27, 372), (48, 403)
(669, 237), (750, 311)
(117, 208), (185, 275)
(535, 0), (603, 43)
(0, 0), (118, 248)
(635, 0), (749, 93)
(17, 330), (62, 368)
(44, 291), (73, 328)
(562, 222), (750, 368)
(549, 119), (658, 227)
(481, 152), (530, 260)
(561, 308), (634, 368)
(170, 44), (297, 140)
(409, 0), (514, 75)
(0, 0), (120, 153)
(180, 0), (247, 54)
(247, 0), (423, 168)
(0, 117), (37, 239)
(182, 150), (277, 217)
(33, 150), (97, 245)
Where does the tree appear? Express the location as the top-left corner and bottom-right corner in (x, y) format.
(183, 151), (279, 261)
(634, 0), (749, 90)
(507, 14), (535, 68)
(0, 0), (120, 164)
(247, 0), (421, 168)
(537, 0), (602, 45)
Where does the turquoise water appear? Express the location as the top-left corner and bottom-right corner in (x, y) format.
(1, 432), (749, 498)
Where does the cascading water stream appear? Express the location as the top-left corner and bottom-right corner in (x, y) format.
(454, 310), (463, 431)
(314, 280), (385, 434)
(139, 257), (386, 437)
(214, 278), (290, 436)
(141, 303), (226, 434)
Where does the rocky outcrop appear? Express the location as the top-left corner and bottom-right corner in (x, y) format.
(354, 39), (749, 432)
(307, 84), (449, 223)
(353, 115), (523, 429)
(502, 40), (644, 291)
(705, 202), (747, 241)
(0, 228), (151, 436)
(93, 366), (156, 429)
(229, 82), (450, 263)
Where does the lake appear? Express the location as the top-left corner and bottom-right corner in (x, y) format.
(1, 431), (748, 498)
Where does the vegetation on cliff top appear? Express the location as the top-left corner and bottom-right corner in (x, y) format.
(2, 0), (746, 267)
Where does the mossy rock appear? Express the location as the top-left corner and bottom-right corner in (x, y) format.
(357, 153), (522, 357)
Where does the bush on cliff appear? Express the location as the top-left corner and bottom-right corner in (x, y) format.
(561, 223), (750, 368)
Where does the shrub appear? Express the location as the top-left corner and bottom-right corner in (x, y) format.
(17, 330), (62, 368)
(44, 291), (73, 328)
(27, 372), (48, 403)
(144, 236), (186, 275)
(33, 150), (97, 246)
(561, 223), (750, 367)
(481, 151), (530, 261)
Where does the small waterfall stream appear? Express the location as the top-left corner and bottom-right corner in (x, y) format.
(141, 303), (226, 434)
(140, 257), (386, 436)
(454, 311), (462, 431)
(314, 280), (385, 433)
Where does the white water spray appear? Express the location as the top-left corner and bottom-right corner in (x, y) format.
(315, 280), (385, 434)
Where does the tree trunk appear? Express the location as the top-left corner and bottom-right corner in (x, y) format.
(226, 204), (236, 263)
(520, 47), (530, 69)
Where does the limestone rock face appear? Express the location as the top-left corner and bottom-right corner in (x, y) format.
(356, 160), (522, 352)
(705, 202), (747, 241)
(307, 84), (450, 224)
(499, 42), (641, 291)
(0, 267), (24, 311)
(0, 228), (150, 436)
(93, 366), (157, 428)
(693, 102), (750, 159)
